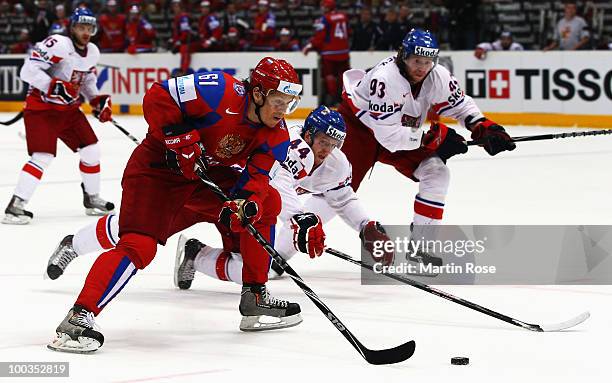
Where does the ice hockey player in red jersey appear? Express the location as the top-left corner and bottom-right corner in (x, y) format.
(47, 57), (303, 353)
(339, 29), (516, 265)
(98, 0), (126, 53)
(198, 1), (223, 51)
(170, 0), (195, 74)
(250, 0), (276, 51)
(3, 8), (114, 225)
(302, 0), (350, 105)
(126, 4), (157, 54)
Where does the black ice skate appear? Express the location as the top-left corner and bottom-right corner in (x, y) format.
(47, 305), (104, 354)
(81, 183), (115, 216)
(174, 234), (202, 290)
(239, 284), (302, 331)
(46, 235), (78, 280)
(2, 195), (33, 225)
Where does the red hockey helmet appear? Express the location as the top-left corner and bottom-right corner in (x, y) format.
(250, 57), (302, 114)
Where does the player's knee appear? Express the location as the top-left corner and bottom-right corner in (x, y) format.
(30, 152), (54, 170)
(115, 233), (158, 269)
(259, 187), (282, 224)
(79, 142), (101, 165)
(418, 157), (450, 194)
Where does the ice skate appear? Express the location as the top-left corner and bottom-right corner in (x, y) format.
(47, 305), (104, 354)
(2, 195), (33, 225)
(405, 223), (443, 277)
(239, 284), (302, 331)
(174, 235), (202, 290)
(81, 183), (115, 216)
(46, 235), (78, 280)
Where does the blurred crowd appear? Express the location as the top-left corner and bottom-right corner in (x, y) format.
(1, 0), (610, 54)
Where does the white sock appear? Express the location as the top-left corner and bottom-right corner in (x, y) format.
(194, 245), (243, 284)
(73, 213), (119, 256)
(79, 143), (101, 195)
(14, 152), (54, 201)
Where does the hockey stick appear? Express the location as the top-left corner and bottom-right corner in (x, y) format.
(108, 118), (140, 145)
(194, 160), (416, 365)
(326, 248), (590, 332)
(467, 129), (612, 146)
(0, 111), (23, 126)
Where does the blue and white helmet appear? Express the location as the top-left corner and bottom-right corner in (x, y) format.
(70, 7), (98, 35)
(303, 106), (347, 143)
(399, 28), (439, 63)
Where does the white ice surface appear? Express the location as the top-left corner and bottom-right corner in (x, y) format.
(0, 113), (610, 382)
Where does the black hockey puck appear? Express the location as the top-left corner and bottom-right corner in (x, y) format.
(451, 357), (469, 365)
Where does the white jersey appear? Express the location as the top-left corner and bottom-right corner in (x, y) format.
(476, 40), (524, 52)
(20, 34), (100, 110)
(270, 125), (369, 231)
(343, 55), (484, 153)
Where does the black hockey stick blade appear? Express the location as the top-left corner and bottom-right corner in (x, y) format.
(0, 111), (23, 126)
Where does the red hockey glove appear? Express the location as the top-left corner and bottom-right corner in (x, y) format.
(360, 221), (394, 266)
(470, 119), (516, 156)
(90, 95), (112, 122)
(47, 78), (78, 105)
(290, 213), (325, 258)
(422, 122), (467, 163)
(474, 47), (486, 60)
(163, 124), (205, 180)
(219, 195), (262, 232)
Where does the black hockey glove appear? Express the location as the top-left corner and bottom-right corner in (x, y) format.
(470, 119), (516, 156)
(422, 122), (468, 163)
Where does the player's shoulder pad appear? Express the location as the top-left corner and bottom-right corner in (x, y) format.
(325, 149), (351, 180)
(429, 64), (464, 102)
(86, 41), (100, 59)
(267, 119), (291, 162)
(365, 57), (405, 114)
(31, 35), (71, 63)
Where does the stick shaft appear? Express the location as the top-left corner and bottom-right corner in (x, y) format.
(467, 129), (612, 146)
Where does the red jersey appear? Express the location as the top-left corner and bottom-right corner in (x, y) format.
(251, 11), (276, 51)
(126, 17), (156, 51)
(172, 12), (192, 45)
(145, 71), (290, 200)
(98, 13), (127, 52)
(309, 10), (349, 61)
(198, 14), (222, 44)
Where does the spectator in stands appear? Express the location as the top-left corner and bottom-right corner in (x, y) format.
(198, 1), (222, 51)
(398, 4), (417, 35)
(303, 0), (349, 106)
(221, 26), (249, 51)
(447, 0), (481, 50)
(222, 2), (249, 38)
(250, 0), (276, 51)
(351, 7), (381, 51)
(9, 28), (32, 53)
(126, 4), (157, 54)
(48, 4), (69, 36)
(376, 7), (403, 50)
(543, 1), (590, 51)
(275, 27), (300, 51)
(99, 0), (127, 52)
(170, 0), (195, 75)
(474, 31), (524, 59)
(31, 0), (55, 42)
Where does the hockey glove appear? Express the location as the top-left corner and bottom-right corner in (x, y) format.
(290, 212), (325, 258)
(47, 78), (78, 105)
(360, 221), (394, 266)
(163, 123), (206, 180)
(422, 122), (468, 163)
(219, 195), (262, 232)
(470, 119), (516, 156)
(90, 95), (112, 122)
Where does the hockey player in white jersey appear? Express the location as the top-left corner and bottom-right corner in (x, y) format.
(44, 107), (394, 287)
(337, 28), (516, 263)
(3, 7), (114, 225)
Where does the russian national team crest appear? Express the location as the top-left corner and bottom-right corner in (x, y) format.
(233, 83), (245, 96)
(215, 134), (246, 159)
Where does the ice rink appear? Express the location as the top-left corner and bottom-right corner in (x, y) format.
(0, 113), (610, 382)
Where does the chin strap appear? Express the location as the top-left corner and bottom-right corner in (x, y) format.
(253, 92), (267, 125)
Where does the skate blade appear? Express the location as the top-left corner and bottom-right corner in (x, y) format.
(2, 214), (31, 225)
(239, 313), (303, 332)
(47, 333), (101, 354)
(174, 234), (188, 289)
(85, 208), (114, 216)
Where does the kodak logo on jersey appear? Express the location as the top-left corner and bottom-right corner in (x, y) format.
(414, 46), (439, 58)
(368, 100), (398, 113)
